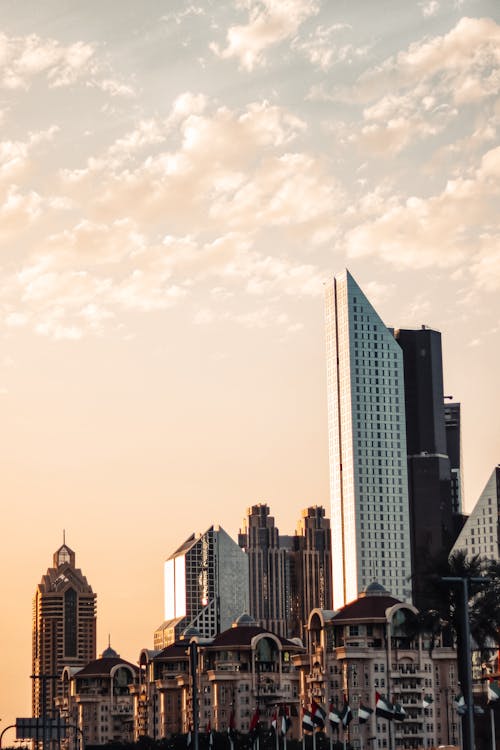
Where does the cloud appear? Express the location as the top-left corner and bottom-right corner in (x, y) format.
(292, 23), (369, 71)
(313, 17), (500, 155)
(419, 1), (440, 18)
(58, 97), (342, 242)
(344, 144), (500, 277)
(360, 17), (500, 105)
(0, 31), (134, 95)
(211, 0), (319, 71)
(0, 32), (96, 89)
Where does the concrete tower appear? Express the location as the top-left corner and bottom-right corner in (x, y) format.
(32, 541), (96, 723)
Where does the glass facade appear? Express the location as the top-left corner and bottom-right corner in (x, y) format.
(325, 270), (412, 607)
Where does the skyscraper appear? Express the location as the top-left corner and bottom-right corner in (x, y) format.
(238, 504), (288, 636)
(288, 506), (333, 637)
(394, 326), (455, 608)
(325, 270), (411, 607)
(154, 525), (248, 648)
(32, 541), (96, 723)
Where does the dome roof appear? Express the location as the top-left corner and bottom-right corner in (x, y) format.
(232, 613), (257, 627)
(363, 581), (389, 596)
(101, 645), (119, 658)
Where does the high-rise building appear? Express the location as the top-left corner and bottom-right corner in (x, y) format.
(394, 326), (455, 608)
(238, 504), (287, 636)
(445, 402), (463, 514)
(325, 270), (411, 607)
(154, 525), (248, 648)
(287, 506), (333, 638)
(32, 542), (96, 723)
(451, 465), (500, 560)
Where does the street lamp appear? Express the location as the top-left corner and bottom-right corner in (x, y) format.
(440, 576), (489, 750)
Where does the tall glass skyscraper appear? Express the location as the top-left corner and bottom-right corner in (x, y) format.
(325, 270), (412, 607)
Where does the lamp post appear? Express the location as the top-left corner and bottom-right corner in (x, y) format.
(440, 576), (488, 750)
(189, 640), (199, 750)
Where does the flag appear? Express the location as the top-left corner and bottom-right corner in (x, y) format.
(281, 707), (291, 735)
(340, 701), (353, 728)
(311, 700), (326, 728)
(302, 708), (314, 732)
(271, 709), (278, 732)
(358, 705), (373, 724)
(206, 722), (213, 747)
(393, 704), (406, 722)
(249, 708), (260, 733)
(329, 705), (341, 730)
(422, 695), (433, 709)
(489, 682), (500, 702)
(375, 693), (394, 721)
(454, 695), (467, 715)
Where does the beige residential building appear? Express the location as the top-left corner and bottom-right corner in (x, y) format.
(56, 645), (138, 746)
(135, 614), (305, 740)
(294, 583), (459, 750)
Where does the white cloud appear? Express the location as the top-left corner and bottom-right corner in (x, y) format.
(344, 144), (500, 277)
(316, 17), (500, 155)
(420, 1), (440, 18)
(0, 31), (133, 95)
(0, 32), (96, 89)
(211, 0), (319, 71)
(292, 23), (369, 71)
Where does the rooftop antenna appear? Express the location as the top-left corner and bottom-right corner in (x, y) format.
(63, 529), (66, 545)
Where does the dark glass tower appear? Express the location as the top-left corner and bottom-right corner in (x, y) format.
(395, 327), (455, 608)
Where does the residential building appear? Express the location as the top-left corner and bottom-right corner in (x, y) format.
(136, 615), (304, 740)
(154, 526), (249, 648)
(238, 505), (288, 637)
(325, 270), (412, 607)
(451, 465), (500, 560)
(294, 582), (458, 750)
(56, 645), (138, 747)
(32, 541), (96, 726)
(394, 327), (455, 609)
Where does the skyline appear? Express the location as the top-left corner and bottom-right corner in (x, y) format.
(1, 0), (499, 731)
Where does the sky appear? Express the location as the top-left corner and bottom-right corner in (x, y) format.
(1, 0), (499, 731)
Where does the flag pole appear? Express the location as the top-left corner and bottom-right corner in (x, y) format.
(491, 705), (496, 750)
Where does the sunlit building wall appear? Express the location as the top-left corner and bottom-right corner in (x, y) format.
(325, 270), (411, 608)
(155, 525), (248, 648)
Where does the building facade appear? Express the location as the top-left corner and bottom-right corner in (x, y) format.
(325, 270), (412, 607)
(288, 506), (333, 639)
(32, 542), (96, 724)
(394, 327), (455, 609)
(451, 465), (500, 560)
(444, 402), (463, 515)
(238, 505), (288, 637)
(294, 583), (458, 750)
(155, 526), (249, 648)
(56, 645), (138, 747)
(136, 615), (304, 740)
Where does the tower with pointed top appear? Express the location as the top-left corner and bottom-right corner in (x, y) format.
(325, 270), (412, 607)
(32, 541), (96, 722)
